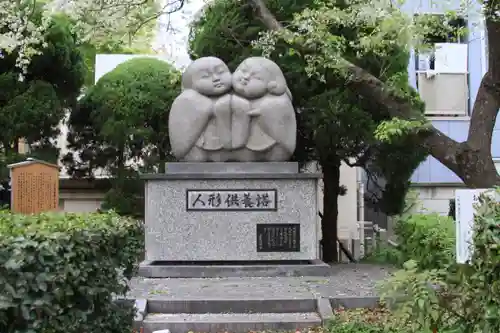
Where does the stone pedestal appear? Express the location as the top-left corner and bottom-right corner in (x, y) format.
(139, 162), (330, 277)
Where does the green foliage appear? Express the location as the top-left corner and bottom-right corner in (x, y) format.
(375, 119), (430, 144)
(0, 153), (29, 183)
(414, 14), (467, 45)
(324, 307), (423, 333)
(64, 57), (180, 217)
(379, 260), (448, 331)
(56, 3), (157, 90)
(364, 190), (455, 268)
(367, 138), (427, 215)
(65, 57), (180, 176)
(189, 0), (324, 115)
(380, 189), (500, 333)
(0, 14), (85, 179)
(367, 212), (455, 269)
(459, 191), (500, 331)
(394, 214), (455, 270)
(101, 171), (145, 218)
(79, 42), (154, 89)
(0, 211), (143, 333)
(362, 244), (403, 266)
(327, 319), (396, 332)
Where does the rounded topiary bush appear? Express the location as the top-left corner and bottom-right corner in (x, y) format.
(0, 211), (143, 333)
(80, 57), (180, 151)
(66, 57), (182, 217)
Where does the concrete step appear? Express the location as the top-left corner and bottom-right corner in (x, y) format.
(139, 260), (333, 278)
(143, 312), (322, 333)
(147, 298), (317, 314)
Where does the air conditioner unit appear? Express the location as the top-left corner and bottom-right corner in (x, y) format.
(417, 72), (469, 116)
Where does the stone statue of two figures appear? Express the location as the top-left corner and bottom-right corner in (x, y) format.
(168, 56), (297, 162)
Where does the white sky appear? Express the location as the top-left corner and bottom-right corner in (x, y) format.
(152, 0), (207, 69)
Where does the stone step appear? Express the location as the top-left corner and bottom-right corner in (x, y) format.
(147, 298), (317, 314)
(139, 260), (333, 278)
(143, 312), (322, 333)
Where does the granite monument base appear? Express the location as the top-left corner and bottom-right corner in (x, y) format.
(140, 162), (330, 277)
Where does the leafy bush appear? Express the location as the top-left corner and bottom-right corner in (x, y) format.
(362, 244), (403, 266)
(0, 14), (86, 174)
(394, 213), (455, 270)
(325, 301), (462, 333)
(64, 57), (180, 179)
(379, 260), (448, 331)
(101, 171), (145, 218)
(64, 57), (181, 217)
(327, 319), (394, 332)
(0, 211), (143, 333)
(455, 191), (500, 331)
(327, 306), (458, 333)
(364, 211), (455, 269)
(380, 189), (500, 333)
(325, 307), (418, 333)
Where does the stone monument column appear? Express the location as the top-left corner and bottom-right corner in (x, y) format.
(139, 56), (329, 278)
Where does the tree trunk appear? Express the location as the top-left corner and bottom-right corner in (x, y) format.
(116, 144), (126, 178)
(158, 149), (166, 173)
(13, 139), (19, 154)
(320, 159), (341, 263)
(3, 141), (15, 155)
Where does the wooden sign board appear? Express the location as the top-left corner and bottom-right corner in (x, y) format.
(8, 159), (59, 214)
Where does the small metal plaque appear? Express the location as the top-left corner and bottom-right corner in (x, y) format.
(186, 189), (277, 211)
(256, 223), (300, 252)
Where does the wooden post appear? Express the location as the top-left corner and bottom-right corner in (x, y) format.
(8, 158), (59, 214)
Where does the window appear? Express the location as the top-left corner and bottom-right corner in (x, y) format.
(495, 160), (500, 175)
(414, 14), (469, 117)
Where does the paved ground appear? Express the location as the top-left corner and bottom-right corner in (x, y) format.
(128, 264), (394, 300)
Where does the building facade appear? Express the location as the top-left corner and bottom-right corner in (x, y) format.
(402, 0), (500, 214)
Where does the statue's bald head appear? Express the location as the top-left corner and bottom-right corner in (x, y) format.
(233, 57), (292, 100)
(182, 57), (232, 96)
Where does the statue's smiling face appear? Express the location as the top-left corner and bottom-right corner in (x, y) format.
(192, 61), (232, 96)
(233, 60), (270, 99)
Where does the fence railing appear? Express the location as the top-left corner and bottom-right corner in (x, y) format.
(359, 221), (398, 257)
(317, 214), (398, 263)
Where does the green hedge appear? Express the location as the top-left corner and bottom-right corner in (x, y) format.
(380, 190), (500, 332)
(0, 211), (143, 333)
(394, 213), (455, 270)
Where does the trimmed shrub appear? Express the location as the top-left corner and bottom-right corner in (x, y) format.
(394, 213), (455, 270)
(380, 190), (500, 332)
(0, 211), (143, 333)
(64, 57), (181, 217)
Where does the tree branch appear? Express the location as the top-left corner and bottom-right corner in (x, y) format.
(248, 0), (421, 121)
(131, 0), (186, 35)
(486, 11), (500, 81)
(248, 0), (500, 186)
(467, 73), (500, 149)
(467, 18), (500, 150)
(343, 147), (372, 167)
